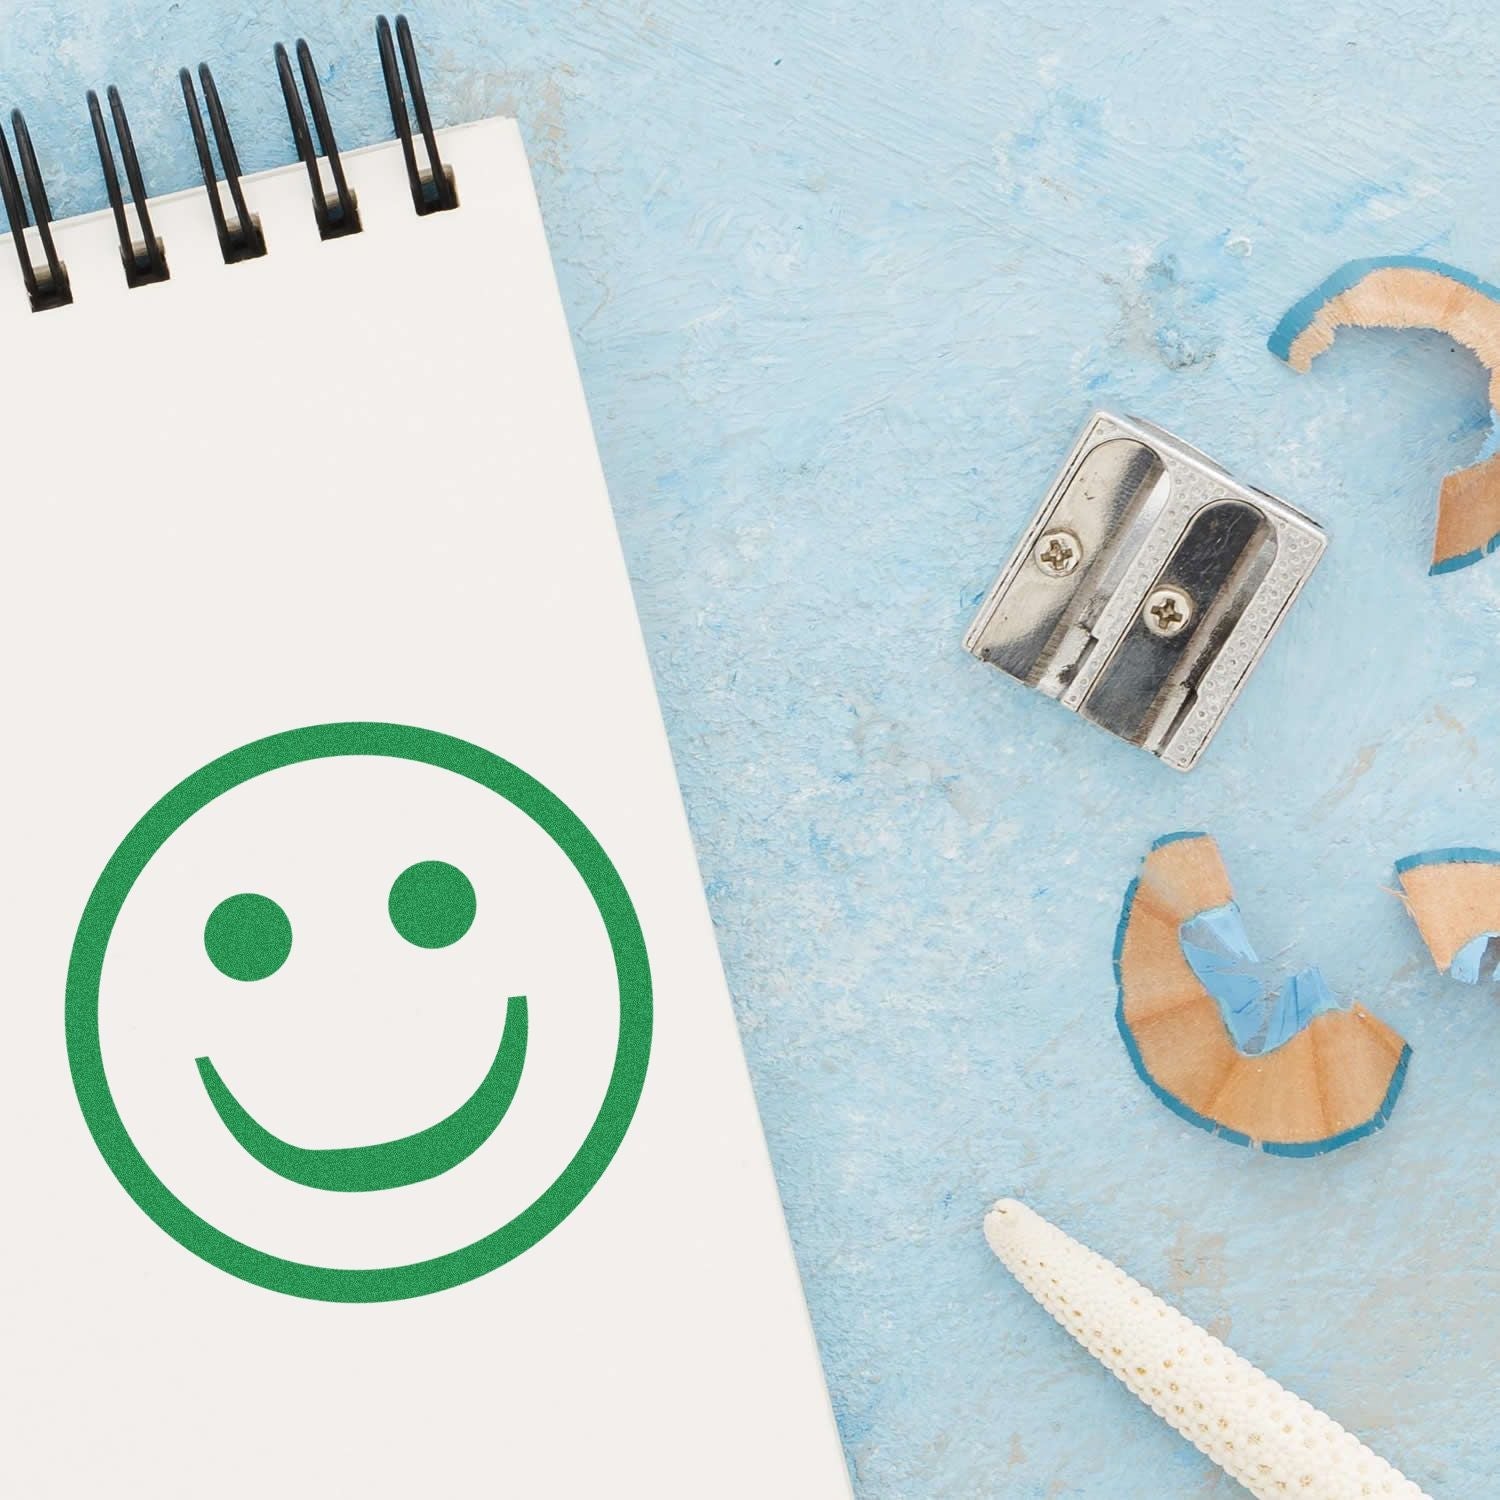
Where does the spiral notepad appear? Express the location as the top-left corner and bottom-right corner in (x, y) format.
(0, 18), (850, 1498)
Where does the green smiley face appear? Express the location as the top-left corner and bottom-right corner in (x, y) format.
(195, 861), (529, 1194)
(66, 723), (652, 1303)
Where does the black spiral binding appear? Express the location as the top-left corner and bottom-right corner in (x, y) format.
(181, 63), (267, 263)
(378, 14), (457, 214)
(0, 110), (71, 310)
(276, 37), (362, 240)
(88, 85), (170, 286)
(0, 16), (458, 310)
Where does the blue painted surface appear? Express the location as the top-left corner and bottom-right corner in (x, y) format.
(1449, 933), (1500, 984)
(1430, 539), (1497, 574)
(1396, 846), (1500, 874)
(7, 3), (1500, 1494)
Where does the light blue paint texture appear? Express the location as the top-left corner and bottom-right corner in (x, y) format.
(1179, 903), (1340, 1055)
(5, 2), (1500, 1495)
(1448, 933), (1500, 984)
(1268, 255), (1500, 572)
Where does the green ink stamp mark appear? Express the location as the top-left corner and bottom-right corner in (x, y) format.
(203, 893), (293, 982)
(388, 859), (477, 949)
(66, 722), (652, 1303)
(195, 996), (530, 1193)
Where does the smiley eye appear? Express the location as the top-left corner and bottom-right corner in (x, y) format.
(389, 860), (476, 949)
(204, 893), (293, 981)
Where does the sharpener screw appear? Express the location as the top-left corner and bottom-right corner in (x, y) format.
(1144, 587), (1193, 637)
(1034, 530), (1082, 577)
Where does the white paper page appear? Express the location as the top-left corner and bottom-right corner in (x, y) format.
(0, 118), (851, 1498)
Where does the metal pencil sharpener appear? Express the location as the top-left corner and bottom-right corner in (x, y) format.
(963, 411), (1326, 771)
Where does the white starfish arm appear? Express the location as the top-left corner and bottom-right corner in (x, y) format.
(985, 1200), (1430, 1499)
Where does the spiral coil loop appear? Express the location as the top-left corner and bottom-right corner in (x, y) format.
(0, 109), (71, 310)
(378, 14), (457, 214)
(88, 85), (170, 286)
(275, 37), (362, 240)
(181, 63), (267, 264)
(0, 14), (458, 309)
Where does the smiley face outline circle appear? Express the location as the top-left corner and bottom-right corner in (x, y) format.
(66, 722), (653, 1303)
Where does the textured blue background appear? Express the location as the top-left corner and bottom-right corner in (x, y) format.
(7, 2), (1498, 1494)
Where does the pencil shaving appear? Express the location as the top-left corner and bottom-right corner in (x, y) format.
(985, 1199), (1430, 1499)
(1116, 833), (1409, 1155)
(1268, 257), (1500, 573)
(1395, 848), (1500, 983)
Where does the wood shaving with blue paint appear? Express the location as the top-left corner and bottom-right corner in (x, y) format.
(1269, 257), (1500, 573)
(1116, 833), (1409, 1155)
(1396, 848), (1500, 983)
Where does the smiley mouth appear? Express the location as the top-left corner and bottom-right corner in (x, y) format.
(194, 995), (528, 1193)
